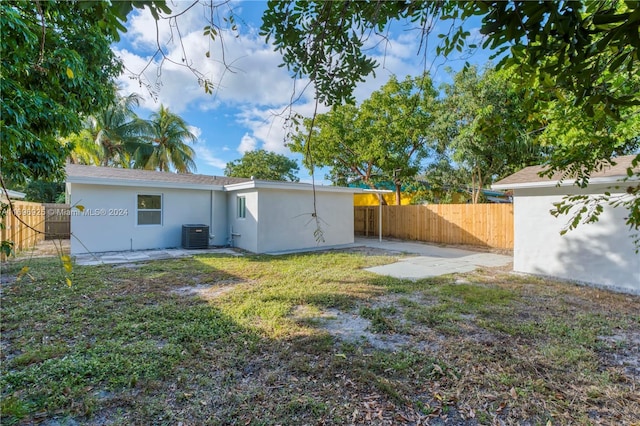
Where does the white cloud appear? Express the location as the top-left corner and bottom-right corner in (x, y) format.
(193, 144), (227, 170)
(188, 125), (202, 139)
(116, 4), (313, 115)
(237, 133), (257, 153)
(116, 3), (480, 178)
(234, 97), (329, 155)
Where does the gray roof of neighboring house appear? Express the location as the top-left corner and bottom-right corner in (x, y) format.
(1, 189), (26, 199)
(493, 154), (639, 189)
(65, 164), (251, 188)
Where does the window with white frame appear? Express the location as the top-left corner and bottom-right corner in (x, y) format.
(237, 196), (246, 219)
(137, 194), (162, 225)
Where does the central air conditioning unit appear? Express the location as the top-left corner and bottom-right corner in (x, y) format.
(182, 224), (209, 249)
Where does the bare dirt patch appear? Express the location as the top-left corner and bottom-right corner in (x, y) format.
(171, 282), (242, 300)
(317, 308), (413, 351)
(598, 330), (640, 380)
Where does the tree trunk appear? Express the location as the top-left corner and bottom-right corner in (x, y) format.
(472, 168), (484, 204)
(395, 182), (402, 205)
(367, 182), (387, 205)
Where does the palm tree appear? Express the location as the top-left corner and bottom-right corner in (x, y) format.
(65, 128), (102, 165)
(90, 93), (149, 167)
(137, 105), (197, 173)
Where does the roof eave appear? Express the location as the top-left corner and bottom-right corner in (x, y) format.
(492, 174), (637, 190)
(66, 176), (225, 191)
(223, 180), (362, 193)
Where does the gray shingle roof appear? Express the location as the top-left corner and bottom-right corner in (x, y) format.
(493, 154), (639, 187)
(65, 164), (251, 186)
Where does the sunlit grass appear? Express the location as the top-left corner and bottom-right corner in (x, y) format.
(1, 251), (638, 425)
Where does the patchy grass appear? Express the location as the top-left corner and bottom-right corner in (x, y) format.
(1, 251), (639, 425)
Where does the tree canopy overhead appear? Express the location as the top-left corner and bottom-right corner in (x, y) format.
(263, 0), (639, 233)
(261, 1), (639, 112)
(0, 0), (170, 184)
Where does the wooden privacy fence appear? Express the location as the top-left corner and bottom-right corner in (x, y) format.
(1, 200), (46, 258)
(43, 203), (71, 240)
(355, 204), (514, 249)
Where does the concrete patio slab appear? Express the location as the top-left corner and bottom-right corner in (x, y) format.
(71, 237), (512, 281)
(356, 238), (512, 280)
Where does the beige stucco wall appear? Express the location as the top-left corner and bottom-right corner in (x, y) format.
(513, 184), (639, 293)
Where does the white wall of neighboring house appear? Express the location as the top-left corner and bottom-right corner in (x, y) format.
(69, 183), (215, 254)
(512, 184), (639, 293)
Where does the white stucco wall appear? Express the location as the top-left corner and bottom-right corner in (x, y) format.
(69, 184), (220, 254)
(226, 187), (354, 254)
(513, 184), (639, 293)
(256, 189), (354, 253)
(209, 190), (229, 247)
(227, 191), (259, 253)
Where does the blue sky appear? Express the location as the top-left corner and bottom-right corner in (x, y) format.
(114, 1), (494, 182)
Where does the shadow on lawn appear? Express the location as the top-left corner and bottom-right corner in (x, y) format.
(0, 255), (265, 425)
(3, 252), (639, 425)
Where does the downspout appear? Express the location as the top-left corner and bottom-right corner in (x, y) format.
(229, 226), (241, 247)
(209, 190), (215, 244)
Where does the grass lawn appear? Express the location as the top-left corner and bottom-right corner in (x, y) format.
(1, 248), (639, 425)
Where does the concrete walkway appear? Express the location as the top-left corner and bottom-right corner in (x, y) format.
(74, 247), (240, 266)
(355, 237), (512, 280)
(73, 237), (512, 280)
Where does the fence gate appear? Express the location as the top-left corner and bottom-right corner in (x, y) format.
(43, 203), (70, 240)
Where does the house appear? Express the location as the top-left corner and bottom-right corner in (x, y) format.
(65, 164), (360, 255)
(1, 189), (26, 200)
(492, 155), (639, 294)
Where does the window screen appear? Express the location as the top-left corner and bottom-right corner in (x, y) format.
(237, 196), (246, 219)
(137, 195), (162, 225)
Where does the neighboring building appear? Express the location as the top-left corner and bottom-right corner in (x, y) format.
(1, 189), (26, 200)
(350, 179), (510, 206)
(493, 155), (639, 294)
(65, 164), (360, 255)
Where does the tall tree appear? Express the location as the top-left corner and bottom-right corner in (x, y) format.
(225, 150), (300, 181)
(0, 1), (170, 184)
(137, 105), (197, 173)
(86, 93), (149, 168)
(65, 128), (103, 167)
(0, 0), (170, 256)
(261, 0), (639, 227)
(440, 66), (547, 203)
(290, 73), (439, 204)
